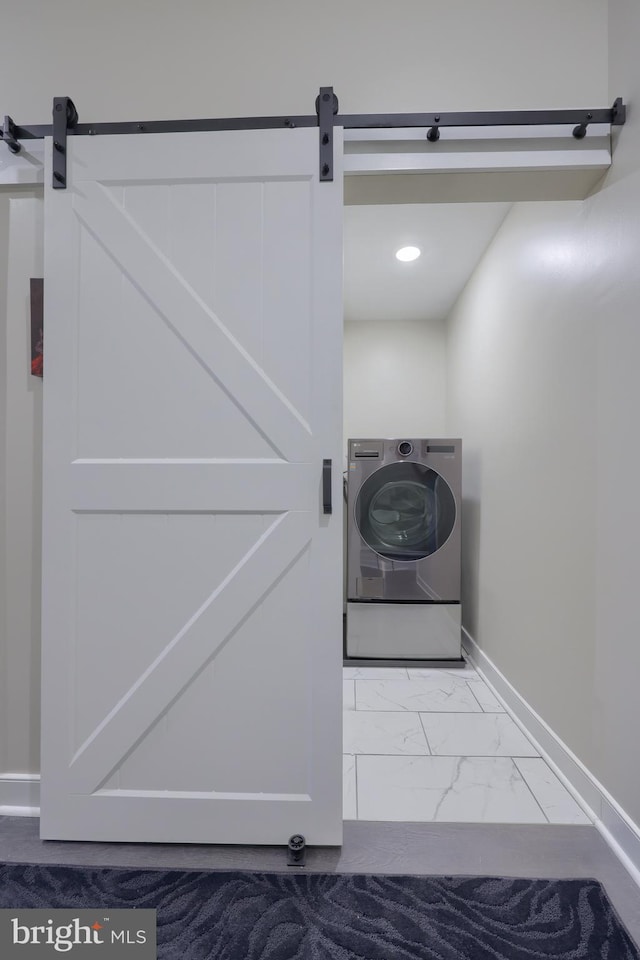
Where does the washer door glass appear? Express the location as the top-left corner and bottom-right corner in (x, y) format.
(355, 461), (456, 561)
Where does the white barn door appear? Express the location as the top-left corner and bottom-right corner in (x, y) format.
(40, 128), (343, 844)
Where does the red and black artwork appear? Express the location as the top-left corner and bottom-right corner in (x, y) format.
(30, 278), (43, 378)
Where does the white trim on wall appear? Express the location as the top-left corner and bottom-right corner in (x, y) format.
(344, 124), (611, 175)
(1, 127), (612, 194)
(462, 627), (640, 889)
(0, 774), (40, 817)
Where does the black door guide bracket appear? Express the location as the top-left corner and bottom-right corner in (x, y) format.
(287, 833), (306, 866)
(52, 97), (78, 190)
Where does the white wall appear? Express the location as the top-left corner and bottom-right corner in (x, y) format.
(0, 1), (608, 779)
(0, 196), (10, 773)
(0, 1), (607, 123)
(344, 319), (447, 449)
(593, 0), (640, 829)
(446, 0), (640, 827)
(0, 195), (44, 775)
(446, 201), (597, 763)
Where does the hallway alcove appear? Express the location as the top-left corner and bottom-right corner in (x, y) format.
(341, 153), (599, 828)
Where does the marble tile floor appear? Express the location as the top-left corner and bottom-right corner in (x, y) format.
(342, 661), (592, 826)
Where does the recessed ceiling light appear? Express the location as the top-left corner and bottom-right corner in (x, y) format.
(395, 246), (421, 262)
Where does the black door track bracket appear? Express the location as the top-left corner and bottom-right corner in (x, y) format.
(52, 97), (79, 190)
(316, 87), (338, 182)
(611, 96), (626, 126)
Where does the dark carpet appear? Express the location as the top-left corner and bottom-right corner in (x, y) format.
(1, 862), (639, 959)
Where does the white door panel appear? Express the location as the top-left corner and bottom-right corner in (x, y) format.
(110, 545), (312, 794)
(41, 127), (343, 844)
(74, 180), (310, 461)
(73, 513), (270, 752)
(69, 510), (309, 794)
(75, 230), (278, 460)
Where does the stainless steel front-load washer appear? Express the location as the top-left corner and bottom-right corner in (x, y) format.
(346, 438), (462, 659)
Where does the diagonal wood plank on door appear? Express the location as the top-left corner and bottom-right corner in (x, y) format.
(73, 181), (312, 462)
(68, 510), (311, 794)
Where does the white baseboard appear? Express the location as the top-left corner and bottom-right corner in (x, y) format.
(0, 773), (40, 817)
(463, 627), (640, 888)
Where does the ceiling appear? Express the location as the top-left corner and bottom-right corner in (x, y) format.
(343, 202), (511, 323)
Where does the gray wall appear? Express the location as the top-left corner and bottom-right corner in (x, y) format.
(446, 0), (640, 825)
(0, 1), (608, 781)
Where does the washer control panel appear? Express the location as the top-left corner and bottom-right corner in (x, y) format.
(349, 438), (461, 464)
(350, 440), (383, 460)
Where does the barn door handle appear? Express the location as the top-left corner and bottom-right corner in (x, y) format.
(322, 459), (332, 514)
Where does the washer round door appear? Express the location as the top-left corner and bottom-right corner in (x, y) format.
(355, 461), (456, 562)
